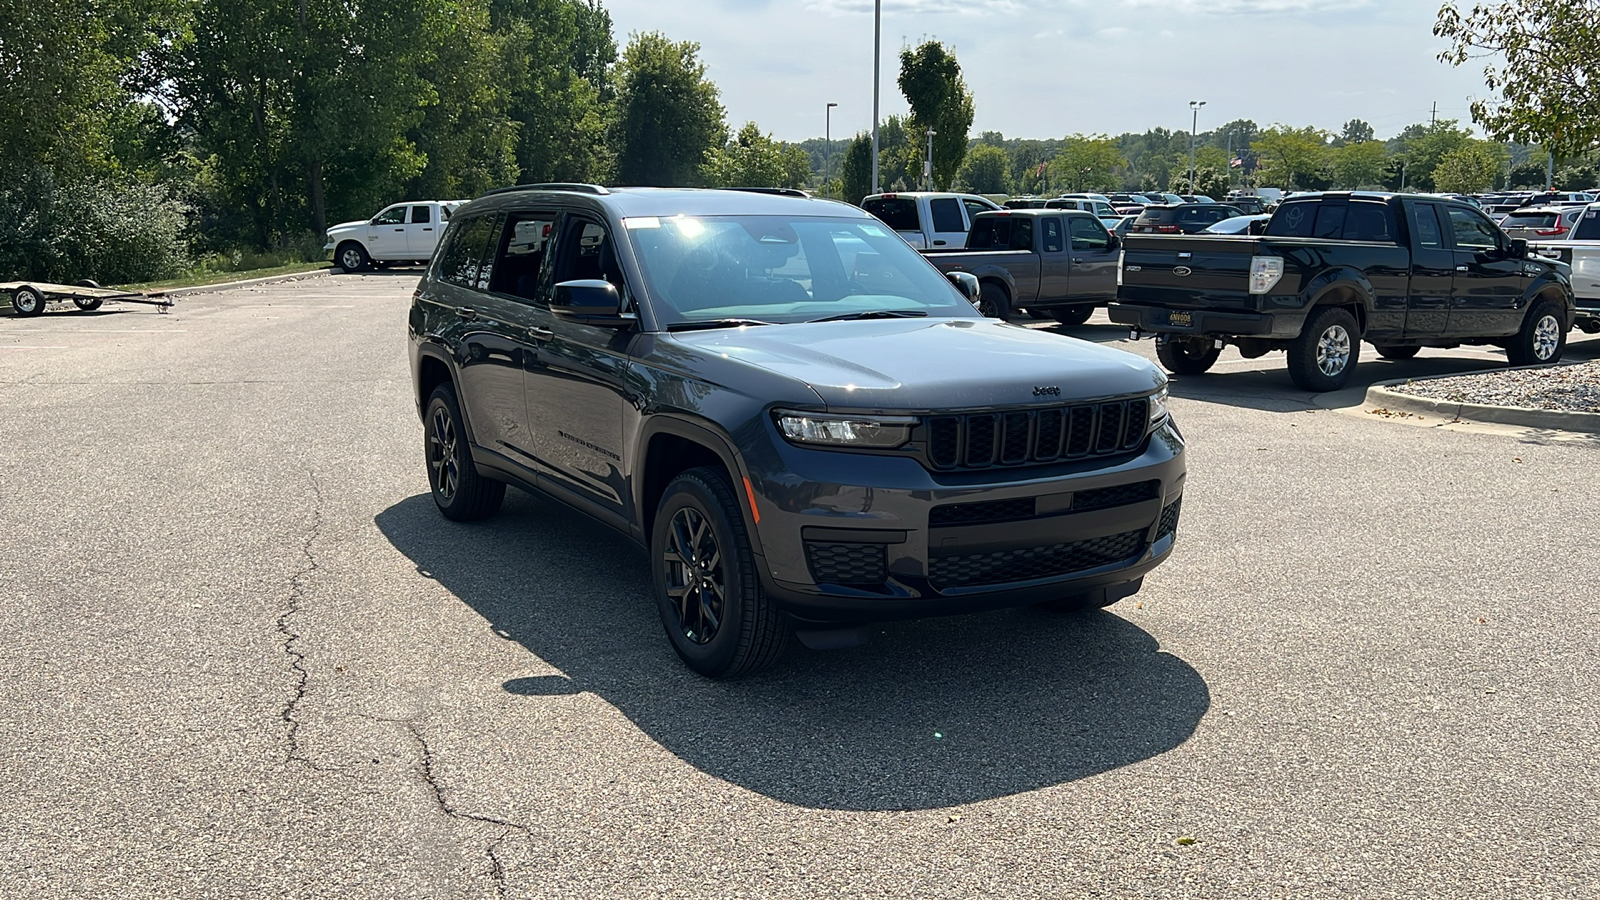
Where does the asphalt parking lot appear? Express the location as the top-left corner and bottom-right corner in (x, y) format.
(3, 273), (1597, 898)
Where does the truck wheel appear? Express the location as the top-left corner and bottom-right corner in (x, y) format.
(336, 241), (370, 273)
(1026, 308), (1050, 320)
(977, 282), (1011, 320)
(11, 286), (45, 317)
(424, 384), (505, 521)
(652, 467), (790, 678)
(1505, 298), (1567, 367)
(1155, 337), (1221, 375)
(1373, 345), (1419, 360)
(1287, 306), (1361, 392)
(72, 279), (103, 311)
(1049, 305), (1094, 327)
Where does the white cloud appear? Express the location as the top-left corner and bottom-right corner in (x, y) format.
(1123, 0), (1372, 12)
(804, 0), (1023, 14)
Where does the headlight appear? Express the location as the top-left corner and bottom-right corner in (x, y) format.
(1148, 384), (1170, 428)
(775, 410), (917, 448)
(1248, 256), (1284, 295)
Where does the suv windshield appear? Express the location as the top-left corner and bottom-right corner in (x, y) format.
(624, 215), (978, 327)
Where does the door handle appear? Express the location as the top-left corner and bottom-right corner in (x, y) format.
(455, 307), (477, 320)
(1456, 266), (1469, 272)
(422, 227), (433, 231)
(527, 326), (554, 340)
(933, 240), (948, 246)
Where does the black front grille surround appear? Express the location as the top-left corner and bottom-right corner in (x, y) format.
(1156, 497), (1183, 541)
(929, 529), (1147, 589)
(924, 397), (1152, 470)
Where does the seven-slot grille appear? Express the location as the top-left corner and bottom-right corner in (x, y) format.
(925, 398), (1150, 470)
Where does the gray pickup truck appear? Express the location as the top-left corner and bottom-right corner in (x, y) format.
(921, 209), (1120, 325)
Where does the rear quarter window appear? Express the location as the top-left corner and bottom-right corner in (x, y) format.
(1266, 201), (1319, 237)
(966, 217), (1010, 250)
(1574, 209), (1600, 240)
(863, 198), (920, 232)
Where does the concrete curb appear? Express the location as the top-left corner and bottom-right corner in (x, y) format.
(1365, 369), (1600, 434)
(148, 267), (337, 299)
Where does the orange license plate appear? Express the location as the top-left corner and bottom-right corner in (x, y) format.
(1167, 311), (1193, 327)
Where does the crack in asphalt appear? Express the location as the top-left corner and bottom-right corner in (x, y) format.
(277, 472), (327, 771)
(409, 723), (529, 899)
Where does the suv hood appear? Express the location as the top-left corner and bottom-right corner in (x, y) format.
(669, 318), (1164, 411)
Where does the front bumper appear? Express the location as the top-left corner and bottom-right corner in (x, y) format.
(747, 417), (1187, 623)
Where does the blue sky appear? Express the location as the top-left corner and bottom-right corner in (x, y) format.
(603, 0), (1496, 144)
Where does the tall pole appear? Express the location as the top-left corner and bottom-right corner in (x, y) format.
(825, 102), (838, 198)
(870, 0), (881, 195)
(925, 127), (936, 190)
(1189, 100), (1206, 195)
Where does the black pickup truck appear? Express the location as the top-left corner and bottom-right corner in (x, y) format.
(921, 209), (1120, 326)
(1110, 192), (1576, 391)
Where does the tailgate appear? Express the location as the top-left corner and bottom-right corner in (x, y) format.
(1118, 234), (1261, 310)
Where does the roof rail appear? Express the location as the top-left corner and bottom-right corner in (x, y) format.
(726, 187), (811, 199)
(479, 182), (612, 198)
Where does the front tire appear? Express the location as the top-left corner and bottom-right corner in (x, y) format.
(1505, 298), (1567, 367)
(1374, 344), (1419, 360)
(1287, 306), (1361, 392)
(424, 384), (505, 521)
(336, 241), (370, 273)
(977, 282), (1011, 320)
(73, 279), (103, 311)
(1156, 337), (1221, 375)
(1049, 305), (1094, 327)
(11, 286), (45, 317)
(652, 467), (789, 678)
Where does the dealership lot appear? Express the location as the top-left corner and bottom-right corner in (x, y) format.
(2, 273), (1597, 898)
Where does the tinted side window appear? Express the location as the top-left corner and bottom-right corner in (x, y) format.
(1266, 201), (1318, 237)
(1068, 216), (1110, 251)
(961, 198), (992, 224)
(1575, 209), (1600, 240)
(1342, 202), (1395, 242)
(1413, 204), (1445, 248)
(553, 216), (627, 296)
(488, 211), (558, 300)
(929, 198), (965, 233)
(410, 205), (432, 224)
(862, 198), (920, 232)
(966, 217), (1009, 250)
(1312, 204), (1347, 239)
(436, 215), (497, 288)
(1448, 207), (1500, 250)
(1041, 217), (1063, 253)
(1010, 217), (1034, 251)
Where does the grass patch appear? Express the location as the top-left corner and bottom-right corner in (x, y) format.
(119, 261), (333, 292)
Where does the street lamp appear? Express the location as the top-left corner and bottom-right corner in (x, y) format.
(924, 127), (936, 190)
(825, 102), (838, 198)
(870, 0), (882, 194)
(1189, 100), (1207, 195)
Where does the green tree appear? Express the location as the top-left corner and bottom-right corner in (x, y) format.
(1437, 0), (1600, 159)
(1339, 119), (1376, 145)
(608, 31), (726, 186)
(1170, 165), (1228, 199)
(1008, 140), (1049, 194)
(1433, 142), (1509, 192)
(1395, 120), (1475, 191)
(406, 0), (519, 199)
(840, 133), (874, 204)
(498, 0), (616, 185)
(1251, 126), (1331, 188)
(1332, 140), (1389, 188)
(897, 41), (976, 190)
(957, 144), (1009, 194)
(1049, 135), (1126, 193)
(705, 122), (811, 189)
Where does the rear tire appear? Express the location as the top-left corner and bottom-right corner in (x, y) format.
(1504, 298), (1567, 367)
(1155, 337), (1221, 375)
(1049, 305), (1095, 327)
(424, 384), (505, 521)
(651, 467), (789, 678)
(336, 241), (370, 273)
(977, 282), (1011, 320)
(11, 286), (44, 317)
(73, 280), (103, 312)
(1373, 344), (1419, 360)
(1287, 306), (1361, 392)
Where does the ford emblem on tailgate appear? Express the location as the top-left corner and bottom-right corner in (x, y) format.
(1173, 266), (1193, 277)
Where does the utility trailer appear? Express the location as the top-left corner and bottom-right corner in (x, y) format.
(2, 280), (174, 317)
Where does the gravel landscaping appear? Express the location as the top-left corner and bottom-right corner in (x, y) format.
(1386, 360), (1600, 412)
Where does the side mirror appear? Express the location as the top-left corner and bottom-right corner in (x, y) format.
(945, 270), (980, 303)
(1107, 233), (1121, 251)
(1247, 220), (1269, 236)
(552, 279), (632, 326)
(1509, 238), (1529, 258)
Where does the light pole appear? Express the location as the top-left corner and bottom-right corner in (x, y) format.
(1188, 100), (1206, 195)
(825, 102), (838, 198)
(924, 127), (936, 190)
(870, 0), (881, 194)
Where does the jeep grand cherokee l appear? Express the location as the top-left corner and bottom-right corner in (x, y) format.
(408, 185), (1187, 677)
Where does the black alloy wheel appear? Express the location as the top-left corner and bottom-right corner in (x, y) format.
(651, 467), (789, 678)
(1155, 337), (1222, 375)
(424, 384), (505, 521)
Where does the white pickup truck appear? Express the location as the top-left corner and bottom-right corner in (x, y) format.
(1529, 202), (1600, 335)
(325, 200), (468, 272)
(861, 191), (1001, 249)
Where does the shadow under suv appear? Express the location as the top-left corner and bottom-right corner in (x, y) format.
(408, 184), (1186, 677)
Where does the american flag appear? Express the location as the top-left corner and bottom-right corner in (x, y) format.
(1229, 157), (1244, 168)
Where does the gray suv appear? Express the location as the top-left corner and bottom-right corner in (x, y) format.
(408, 185), (1187, 677)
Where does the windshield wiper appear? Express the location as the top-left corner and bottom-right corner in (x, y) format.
(666, 318), (776, 332)
(808, 310), (929, 323)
